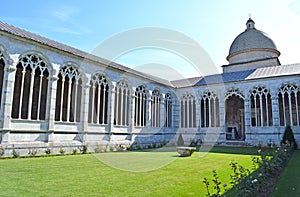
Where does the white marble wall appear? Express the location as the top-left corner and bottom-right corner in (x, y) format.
(0, 32), (299, 156)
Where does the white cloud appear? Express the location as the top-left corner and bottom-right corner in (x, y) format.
(51, 26), (82, 35)
(51, 6), (78, 22)
(50, 5), (92, 35)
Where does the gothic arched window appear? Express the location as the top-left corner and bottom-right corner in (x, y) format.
(88, 73), (109, 124)
(0, 51), (5, 110)
(181, 94), (196, 128)
(12, 54), (49, 120)
(55, 64), (82, 122)
(134, 86), (147, 127)
(250, 86), (272, 127)
(114, 80), (130, 126)
(151, 89), (161, 128)
(165, 93), (173, 128)
(225, 87), (245, 140)
(278, 83), (300, 126)
(200, 90), (220, 127)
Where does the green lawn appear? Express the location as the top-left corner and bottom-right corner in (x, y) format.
(0, 146), (258, 196)
(271, 150), (300, 197)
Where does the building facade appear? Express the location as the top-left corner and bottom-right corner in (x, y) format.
(0, 18), (299, 155)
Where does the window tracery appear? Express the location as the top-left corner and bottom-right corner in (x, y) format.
(181, 94), (196, 128)
(0, 51), (5, 110)
(250, 86), (272, 127)
(114, 80), (130, 126)
(278, 83), (300, 126)
(134, 86), (147, 127)
(200, 90), (220, 127)
(225, 87), (244, 99)
(12, 54), (49, 120)
(88, 73), (109, 124)
(165, 93), (172, 128)
(55, 64), (82, 122)
(151, 89), (161, 127)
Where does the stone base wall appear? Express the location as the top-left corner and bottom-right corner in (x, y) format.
(1, 126), (299, 157)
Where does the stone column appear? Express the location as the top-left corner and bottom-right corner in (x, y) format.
(195, 99), (201, 130)
(272, 96), (280, 127)
(218, 96), (224, 125)
(147, 98), (152, 127)
(130, 92), (136, 143)
(244, 98), (251, 140)
(46, 63), (60, 143)
(1, 55), (18, 143)
(81, 81), (90, 142)
(218, 94), (226, 140)
(47, 65), (59, 133)
(47, 70), (58, 143)
(130, 91), (135, 131)
(108, 82), (116, 132)
(146, 91), (151, 127)
(244, 98), (251, 127)
(127, 91), (135, 133)
(160, 99), (165, 129)
(174, 101), (180, 128)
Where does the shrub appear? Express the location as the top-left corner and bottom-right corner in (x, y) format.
(281, 125), (298, 149)
(59, 146), (66, 155)
(109, 144), (117, 152)
(94, 144), (106, 153)
(28, 148), (37, 156)
(0, 146), (5, 157)
(72, 148), (78, 155)
(203, 144), (293, 197)
(116, 144), (129, 152)
(12, 148), (20, 158)
(45, 148), (51, 155)
(190, 138), (202, 147)
(80, 144), (88, 154)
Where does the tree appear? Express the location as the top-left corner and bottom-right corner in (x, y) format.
(281, 125), (298, 150)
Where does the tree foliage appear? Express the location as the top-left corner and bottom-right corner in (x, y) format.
(281, 125), (298, 149)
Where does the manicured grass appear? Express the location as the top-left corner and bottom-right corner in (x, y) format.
(0, 146), (258, 196)
(271, 150), (300, 197)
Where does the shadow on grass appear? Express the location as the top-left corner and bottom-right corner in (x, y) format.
(199, 145), (260, 155)
(128, 145), (261, 156)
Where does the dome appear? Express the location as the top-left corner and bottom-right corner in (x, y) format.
(227, 18), (280, 62)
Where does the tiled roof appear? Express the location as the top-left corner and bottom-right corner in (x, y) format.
(246, 64), (300, 79)
(176, 64), (300, 87)
(0, 21), (173, 87)
(195, 69), (255, 86)
(170, 76), (203, 88)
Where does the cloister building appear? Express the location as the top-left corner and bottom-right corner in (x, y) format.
(0, 18), (299, 154)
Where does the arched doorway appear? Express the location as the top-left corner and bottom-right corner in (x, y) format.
(225, 90), (245, 141)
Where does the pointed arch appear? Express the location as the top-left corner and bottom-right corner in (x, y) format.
(0, 48), (6, 110)
(278, 82), (300, 126)
(88, 72), (110, 124)
(12, 54), (50, 120)
(181, 94), (196, 128)
(225, 87), (244, 99)
(200, 90), (220, 127)
(55, 63), (82, 122)
(114, 80), (130, 126)
(250, 85), (272, 127)
(151, 89), (161, 128)
(165, 93), (173, 128)
(225, 87), (245, 140)
(134, 85), (147, 127)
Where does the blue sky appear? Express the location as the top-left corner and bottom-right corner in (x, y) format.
(2, 0), (300, 80)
